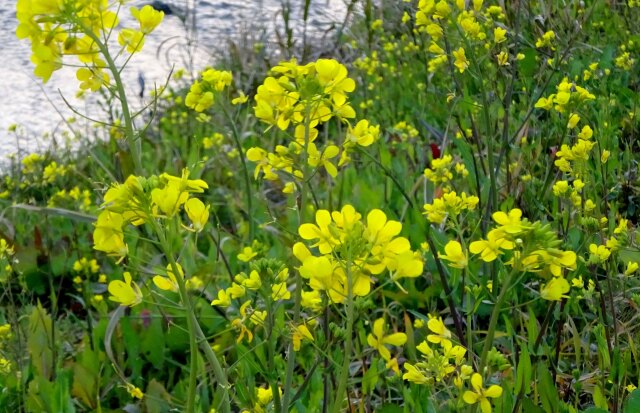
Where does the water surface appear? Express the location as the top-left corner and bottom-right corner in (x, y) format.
(0, 0), (347, 158)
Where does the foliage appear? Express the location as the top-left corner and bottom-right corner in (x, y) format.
(2, 0), (640, 412)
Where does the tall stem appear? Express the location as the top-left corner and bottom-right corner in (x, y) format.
(82, 27), (143, 175)
(224, 107), (254, 239)
(479, 270), (514, 370)
(331, 259), (354, 413)
(154, 223), (230, 413)
(281, 107), (313, 413)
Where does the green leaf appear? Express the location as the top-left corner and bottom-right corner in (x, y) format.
(27, 303), (53, 380)
(362, 360), (379, 395)
(623, 389), (640, 412)
(593, 385), (608, 410)
(515, 346), (532, 395)
(538, 363), (559, 413)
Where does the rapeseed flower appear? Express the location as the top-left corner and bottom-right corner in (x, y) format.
(463, 374), (503, 413)
(367, 318), (407, 361)
(108, 272), (143, 307)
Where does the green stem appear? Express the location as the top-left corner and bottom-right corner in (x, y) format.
(331, 260), (354, 413)
(224, 107), (254, 239)
(81, 26), (143, 175)
(479, 270), (515, 370)
(154, 223), (230, 413)
(281, 107), (313, 413)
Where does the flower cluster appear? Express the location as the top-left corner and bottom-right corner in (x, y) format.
(415, 1), (507, 73)
(16, 1), (163, 87)
(246, 58), (379, 192)
(466, 209), (577, 301)
(423, 191), (479, 224)
(293, 205), (423, 305)
(185, 69), (233, 112)
(534, 78), (595, 114)
(93, 169), (210, 260)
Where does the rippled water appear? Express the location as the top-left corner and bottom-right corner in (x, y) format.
(0, 0), (347, 158)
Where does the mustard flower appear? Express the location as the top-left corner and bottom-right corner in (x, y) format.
(307, 143), (340, 177)
(126, 383), (144, 399)
(238, 246), (258, 262)
(589, 244), (611, 263)
(492, 208), (526, 234)
(494, 27), (507, 43)
(567, 113), (580, 129)
(463, 374), (503, 413)
(453, 47), (469, 73)
(211, 289), (231, 307)
(625, 261), (638, 276)
(403, 363), (430, 384)
(298, 210), (338, 254)
(367, 318), (407, 361)
(118, 29), (145, 53)
(151, 181), (188, 217)
(130, 5), (164, 34)
(540, 277), (570, 301)
(427, 316), (452, 347)
(184, 198), (209, 231)
(271, 282), (291, 301)
(469, 230), (514, 262)
(108, 272), (143, 307)
(438, 240), (468, 269)
(346, 119), (380, 147)
(292, 323), (314, 351)
(93, 211), (128, 259)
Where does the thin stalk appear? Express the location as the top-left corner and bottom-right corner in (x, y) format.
(154, 223), (230, 413)
(331, 259), (354, 413)
(223, 107), (255, 239)
(281, 107), (313, 413)
(479, 270), (515, 370)
(80, 25), (143, 175)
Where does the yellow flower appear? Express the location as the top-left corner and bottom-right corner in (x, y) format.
(211, 289), (231, 307)
(307, 143), (340, 178)
(469, 230), (514, 262)
(589, 244), (611, 263)
(126, 383), (144, 399)
(427, 316), (452, 347)
(237, 246), (258, 262)
(540, 277), (570, 301)
(240, 270), (262, 290)
(492, 208), (525, 234)
(578, 125), (593, 140)
(625, 261), (639, 276)
(403, 362), (430, 384)
(438, 241), (468, 269)
(232, 92), (248, 105)
(151, 182), (188, 217)
(453, 47), (469, 73)
(108, 272), (143, 307)
(93, 211), (128, 259)
(496, 51), (509, 66)
(130, 5), (164, 34)
(298, 210), (338, 254)
(366, 318), (407, 361)
(463, 373), (503, 413)
(292, 323), (314, 351)
(494, 27), (507, 43)
(184, 198), (209, 231)
(118, 28), (145, 53)
(271, 282), (291, 300)
(226, 282), (246, 299)
(567, 113), (580, 129)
